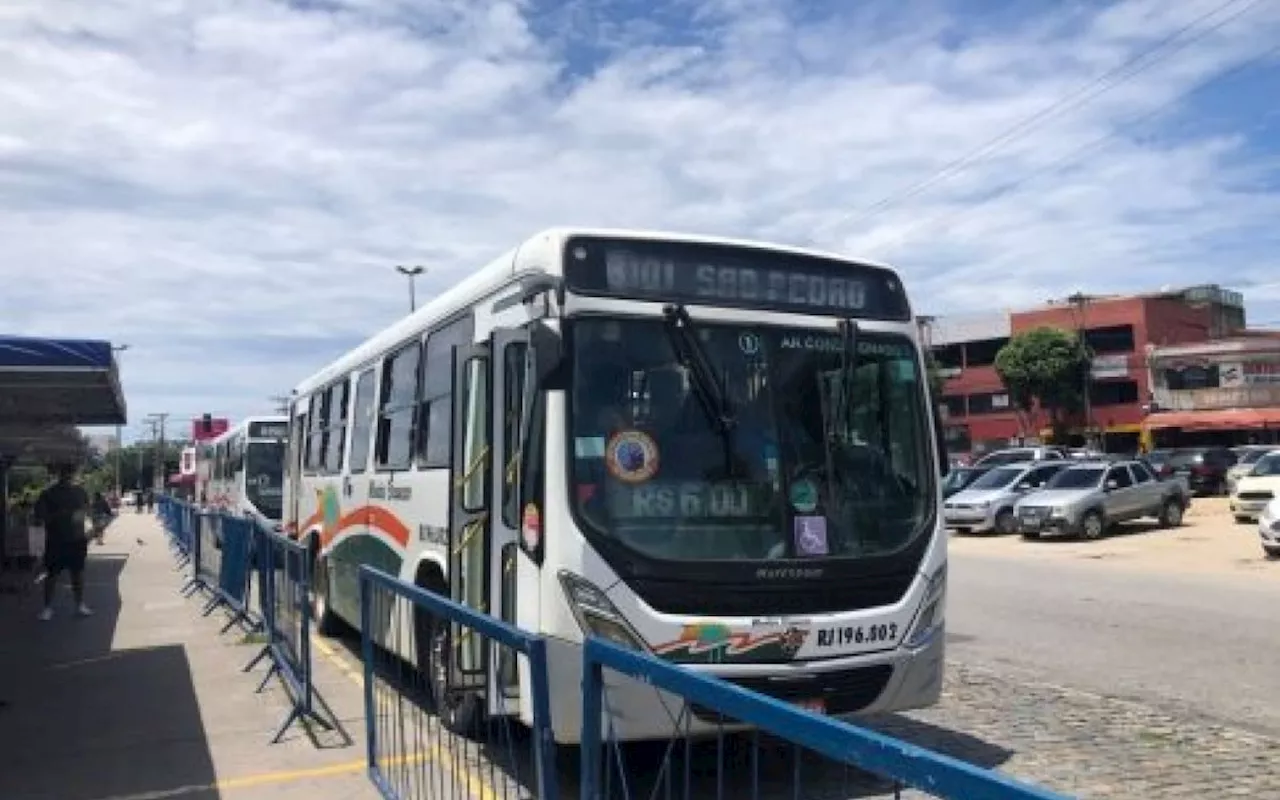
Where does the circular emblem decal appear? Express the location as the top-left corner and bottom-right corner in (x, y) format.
(605, 430), (660, 484)
(789, 478), (819, 513)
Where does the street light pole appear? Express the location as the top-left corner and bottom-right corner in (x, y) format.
(396, 265), (426, 312)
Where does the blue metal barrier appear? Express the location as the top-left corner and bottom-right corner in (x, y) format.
(358, 565), (559, 800)
(580, 637), (1073, 800)
(243, 523), (329, 743)
(197, 514), (258, 634)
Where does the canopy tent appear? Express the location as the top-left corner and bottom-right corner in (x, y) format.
(0, 334), (126, 465)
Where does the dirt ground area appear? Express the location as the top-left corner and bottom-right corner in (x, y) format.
(948, 496), (1279, 582)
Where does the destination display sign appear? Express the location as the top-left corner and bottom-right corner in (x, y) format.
(249, 421), (288, 440)
(563, 236), (911, 320)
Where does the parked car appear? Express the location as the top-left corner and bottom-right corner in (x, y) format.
(1013, 459), (1190, 540)
(1230, 450), (1280, 523)
(1258, 498), (1280, 559)
(943, 461), (1070, 535)
(973, 446), (1069, 467)
(1226, 445), (1276, 496)
(941, 465), (990, 499)
(1149, 447), (1236, 496)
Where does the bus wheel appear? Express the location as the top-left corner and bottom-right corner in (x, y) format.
(428, 616), (483, 736)
(311, 553), (344, 637)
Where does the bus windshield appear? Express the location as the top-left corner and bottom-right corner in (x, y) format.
(569, 318), (933, 562)
(245, 440), (285, 520)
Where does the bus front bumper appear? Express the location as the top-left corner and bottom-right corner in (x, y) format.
(540, 627), (945, 744)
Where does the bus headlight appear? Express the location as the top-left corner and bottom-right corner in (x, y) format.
(558, 571), (647, 652)
(903, 563), (947, 650)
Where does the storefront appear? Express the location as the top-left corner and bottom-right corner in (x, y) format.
(1145, 336), (1280, 447)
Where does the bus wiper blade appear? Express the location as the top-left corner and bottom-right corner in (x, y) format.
(661, 304), (736, 434)
(828, 318), (860, 443)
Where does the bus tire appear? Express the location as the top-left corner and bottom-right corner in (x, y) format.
(428, 614), (483, 737)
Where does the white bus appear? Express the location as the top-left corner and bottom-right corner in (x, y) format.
(285, 228), (949, 743)
(201, 415), (289, 527)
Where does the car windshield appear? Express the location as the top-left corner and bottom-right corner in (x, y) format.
(1168, 450), (1205, 467)
(976, 450), (1032, 467)
(968, 465), (1024, 490)
(1250, 453), (1280, 477)
(1047, 466), (1106, 489)
(245, 440), (285, 520)
(942, 469), (975, 492)
(570, 318), (934, 562)
(1239, 449), (1270, 466)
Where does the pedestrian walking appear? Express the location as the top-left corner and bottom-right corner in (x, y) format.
(90, 491), (114, 546)
(32, 464), (93, 620)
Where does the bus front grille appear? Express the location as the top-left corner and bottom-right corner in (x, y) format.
(689, 663), (894, 721)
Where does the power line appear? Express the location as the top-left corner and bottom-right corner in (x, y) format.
(869, 39), (1280, 248)
(814, 0), (1267, 239)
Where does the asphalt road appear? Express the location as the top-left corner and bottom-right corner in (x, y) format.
(946, 547), (1280, 737)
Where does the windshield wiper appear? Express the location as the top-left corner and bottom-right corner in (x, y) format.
(826, 319), (860, 445)
(661, 304), (736, 435)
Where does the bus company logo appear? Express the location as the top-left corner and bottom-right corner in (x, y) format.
(653, 623), (811, 663)
(756, 566), (824, 580)
(605, 430), (660, 484)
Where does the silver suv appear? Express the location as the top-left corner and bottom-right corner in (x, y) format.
(1013, 459), (1190, 540)
(943, 460), (1071, 535)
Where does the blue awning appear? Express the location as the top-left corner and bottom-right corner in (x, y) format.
(0, 335), (127, 441)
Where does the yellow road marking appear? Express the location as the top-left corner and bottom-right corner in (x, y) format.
(310, 633), (501, 800)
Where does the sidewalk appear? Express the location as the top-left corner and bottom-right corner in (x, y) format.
(0, 512), (375, 800)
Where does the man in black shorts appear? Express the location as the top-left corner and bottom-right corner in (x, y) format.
(34, 464), (93, 620)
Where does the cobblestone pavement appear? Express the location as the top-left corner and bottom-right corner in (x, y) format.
(586, 660), (1280, 799)
(866, 661), (1280, 798)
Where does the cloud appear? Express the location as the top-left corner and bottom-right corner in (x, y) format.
(1, 0), (1278, 435)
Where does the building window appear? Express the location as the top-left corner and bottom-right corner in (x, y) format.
(932, 344), (964, 369)
(1090, 379), (1139, 406)
(963, 337), (1009, 368)
(1085, 325), (1135, 354)
(1164, 364), (1218, 391)
(967, 391), (1011, 415)
(940, 395), (966, 419)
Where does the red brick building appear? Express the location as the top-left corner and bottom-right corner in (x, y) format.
(929, 285), (1246, 459)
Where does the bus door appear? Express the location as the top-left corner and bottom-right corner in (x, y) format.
(446, 329), (532, 717)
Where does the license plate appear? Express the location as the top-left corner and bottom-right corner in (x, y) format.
(793, 698), (826, 714)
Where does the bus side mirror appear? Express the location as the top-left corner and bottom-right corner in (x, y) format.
(528, 320), (563, 387)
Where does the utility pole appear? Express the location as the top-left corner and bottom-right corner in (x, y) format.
(143, 413), (169, 494)
(1067, 292), (1094, 448)
(268, 395), (291, 416)
(396, 265), (426, 312)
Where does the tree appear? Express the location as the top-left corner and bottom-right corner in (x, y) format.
(994, 326), (1091, 442)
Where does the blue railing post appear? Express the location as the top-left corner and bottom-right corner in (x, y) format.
(579, 639), (605, 800)
(527, 637), (560, 800)
(360, 571), (378, 781)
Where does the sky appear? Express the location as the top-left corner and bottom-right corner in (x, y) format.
(2, 0), (1280, 441)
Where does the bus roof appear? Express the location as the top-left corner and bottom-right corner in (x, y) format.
(290, 227), (902, 398)
(209, 415), (288, 446)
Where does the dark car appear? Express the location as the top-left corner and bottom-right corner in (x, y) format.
(1151, 447), (1237, 496)
(941, 465), (992, 499)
